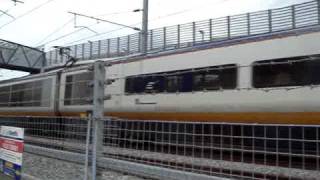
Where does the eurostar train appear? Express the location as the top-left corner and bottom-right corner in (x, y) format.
(1, 29), (320, 125)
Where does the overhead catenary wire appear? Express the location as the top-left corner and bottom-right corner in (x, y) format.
(62, 24), (139, 46)
(68, 11), (141, 31)
(62, 10), (189, 46)
(35, 18), (74, 46)
(0, 0), (56, 30)
(0, 4), (17, 19)
(97, 10), (135, 17)
(41, 28), (87, 47)
(40, 10), (140, 46)
(0, 8), (15, 19)
(62, 0), (230, 46)
(44, 0), (231, 47)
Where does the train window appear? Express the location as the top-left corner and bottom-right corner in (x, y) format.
(144, 75), (165, 93)
(124, 64), (237, 94)
(0, 79), (52, 107)
(193, 69), (220, 90)
(125, 75), (165, 94)
(125, 77), (135, 94)
(308, 58), (320, 84)
(133, 77), (145, 93)
(220, 64), (238, 89)
(40, 79), (52, 107)
(192, 64), (237, 91)
(64, 72), (93, 105)
(0, 86), (10, 107)
(164, 71), (193, 93)
(165, 74), (182, 92)
(180, 72), (193, 92)
(252, 56), (318, 88)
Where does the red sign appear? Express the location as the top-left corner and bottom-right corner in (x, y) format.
(0, 137), (24, 153)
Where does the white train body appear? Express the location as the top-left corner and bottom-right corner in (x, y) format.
(1, 29), (320, 124)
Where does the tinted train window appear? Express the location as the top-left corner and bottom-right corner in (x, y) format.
(125, 75), (165, 94)
(0, 86), (10, 107)
(64, 72), (93, 105)
(144, 75), (165, 93)
(253, 56), (320, 88)
(193, 69), (220, 90)
(125, 64), (237, 94)
(125, 77), (135, 94)
(220, 64), (238, 89)
(165, 75), (182, 92)
(0, 79), (52, 107)
(193, 65), (237, 90)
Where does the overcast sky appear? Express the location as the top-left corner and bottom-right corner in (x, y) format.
(0, 0), (311, 80)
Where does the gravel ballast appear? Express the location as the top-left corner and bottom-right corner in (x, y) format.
(21, 152), (147, 180)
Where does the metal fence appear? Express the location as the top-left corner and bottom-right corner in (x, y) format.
(45, 0), (320, 67)
(0, 116), (89, 153)
(103, 119), (320, 180)
(0, 116), (319, 180)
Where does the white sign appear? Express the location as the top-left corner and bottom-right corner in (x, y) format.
(0, 148), (23, 166)
(0, 126), (24, 139)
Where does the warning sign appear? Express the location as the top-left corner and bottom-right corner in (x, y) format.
(0, 126), (24, 180)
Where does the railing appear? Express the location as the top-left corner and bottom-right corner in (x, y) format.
(45, 0), (320, 67)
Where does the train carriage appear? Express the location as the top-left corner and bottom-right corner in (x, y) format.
(0, 28), (320, 125)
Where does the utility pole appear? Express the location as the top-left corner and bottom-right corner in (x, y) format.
(141, 0), (149, 54)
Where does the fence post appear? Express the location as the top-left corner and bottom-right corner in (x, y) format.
(149, 30), (153, 50)
(268, 9), (272, 32)
(98, 40), (101, 58)
(291, 5), (296, 29)
(227, 16), (231, 39)
(247, 13), (251, 35)
(49, 51), (52, 66)
(138, 33), (141, 53)
(74, 45), (78, 59)
(127, 35), (130, 55)
(107, 39), (110, 58)
(318, 0), (320, 24)
(117, 37), (120, 56)
(163, 27), (166, 50)
(60, 49), (64, 63)
(209, 19), (213, 41)
(192, 22), (196, 44)
(89, 41), (93, 59)
(91, 61), (105, 180)
(177, 24), (180, 48)
(82, 43), (85, 60)
(84, 114), (92, 180)
(55, 49), (58, 64)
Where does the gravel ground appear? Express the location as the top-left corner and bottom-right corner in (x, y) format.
(21, 152), (148, 180)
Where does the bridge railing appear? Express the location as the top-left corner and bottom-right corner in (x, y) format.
(45, 0), (320, 67)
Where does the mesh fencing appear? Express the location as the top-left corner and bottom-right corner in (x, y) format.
(102, 119), (320, 180)
(0, 116), (89, 153)
(0, 116), (319, 179)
